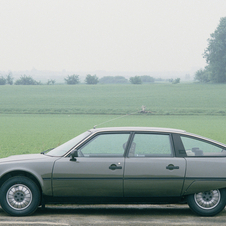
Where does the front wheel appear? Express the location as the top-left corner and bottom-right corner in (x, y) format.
(187, 189), (226, 216)
(0, 176), (40, 216)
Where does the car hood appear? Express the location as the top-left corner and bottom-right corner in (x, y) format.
(0, 153), (49, 163)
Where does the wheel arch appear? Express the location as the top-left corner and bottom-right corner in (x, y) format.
(182, 180), (226, 196)
(0, 170), (43, 195)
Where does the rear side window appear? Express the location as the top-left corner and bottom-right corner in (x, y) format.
(128, 133), (173, 157)
(181, 136), (226, 157)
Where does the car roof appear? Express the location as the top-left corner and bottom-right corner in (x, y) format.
(89, 127), (186, 133)
(87, 127), (226, 147)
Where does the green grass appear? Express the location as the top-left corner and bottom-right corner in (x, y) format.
(1, 83), (226, 115)
(1, 114), (226, 158)
(1, 83), (226, 158)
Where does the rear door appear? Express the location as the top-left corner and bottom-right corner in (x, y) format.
(124, 133), (186, 197)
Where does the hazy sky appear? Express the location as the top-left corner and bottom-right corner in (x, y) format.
(0, 0), (226, 72)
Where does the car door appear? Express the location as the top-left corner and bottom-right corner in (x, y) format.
(52, 132), (130, 197)
(124, 133), (186, 197)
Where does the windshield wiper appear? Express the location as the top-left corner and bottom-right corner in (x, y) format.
(41, 148), (54, 155)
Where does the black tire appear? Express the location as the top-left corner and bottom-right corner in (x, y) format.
(0, 176), (40, 216)
(187, 189), (226, 216)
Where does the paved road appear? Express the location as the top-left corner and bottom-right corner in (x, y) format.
(0, 204), (226, 226)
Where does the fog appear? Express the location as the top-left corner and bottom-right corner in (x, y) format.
(0, 0), (226, 79)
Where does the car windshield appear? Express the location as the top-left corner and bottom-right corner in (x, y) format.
(46, 131), (91, 157)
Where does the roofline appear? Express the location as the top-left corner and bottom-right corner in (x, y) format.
(89, 127), (186, 133)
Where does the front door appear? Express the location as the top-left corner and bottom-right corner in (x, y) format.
(52, 132), (130, 197)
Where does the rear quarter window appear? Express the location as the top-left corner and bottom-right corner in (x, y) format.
(181, 136), (226, 157)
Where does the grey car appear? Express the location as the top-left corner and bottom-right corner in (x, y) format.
(1, 127), (226, 216)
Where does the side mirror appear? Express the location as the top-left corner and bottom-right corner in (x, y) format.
(70, 150), (78, 162)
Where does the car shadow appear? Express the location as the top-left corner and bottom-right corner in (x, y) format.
(34, 204), (193, 216)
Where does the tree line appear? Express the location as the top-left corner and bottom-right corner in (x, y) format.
(0, 74), (163, 85)
(62, 74), (157, 85)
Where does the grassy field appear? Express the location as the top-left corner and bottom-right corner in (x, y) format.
(1, 114), (226, 158)
(1, 83), (226, 115)
(1, 83), (226, 158)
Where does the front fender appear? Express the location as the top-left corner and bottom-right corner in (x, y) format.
(0, 156), (58, 196)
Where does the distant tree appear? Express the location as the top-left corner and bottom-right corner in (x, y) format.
(197, 17), (226, 83)
(64, 74), (79, 85)
(194, 68), (211, 83)
(172, 78), (180, 84)
(140, 75), (155, 83)
(99, 76), (128, 84)
(0, 76), (6, 85)
(169, 78), (180, 84)
(129, 76), (142, 84)
(15, 75), (41, 85)
(85, 74), (99, 84)
(47, 79), (56, 85)
(6, 73), (13, 85)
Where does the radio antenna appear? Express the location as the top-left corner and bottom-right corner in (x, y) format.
(93, 110), (139, 129)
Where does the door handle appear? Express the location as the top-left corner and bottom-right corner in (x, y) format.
(109, 164), (122, 170)
(166, 164), (179, 170)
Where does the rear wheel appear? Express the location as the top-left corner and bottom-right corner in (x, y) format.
(0, 176), (40, 216)
(187, 189), (226, 216)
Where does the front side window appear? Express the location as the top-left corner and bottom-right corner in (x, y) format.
(128, 133), (173, 157)
(78, 133), (130, 157)
(181, 136), (226, 157)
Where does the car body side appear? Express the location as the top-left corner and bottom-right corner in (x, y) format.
(1, 127), (226, 205)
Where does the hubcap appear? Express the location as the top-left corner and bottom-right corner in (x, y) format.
(6, 184), (32, 210)
(194, 190), (220, 210)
